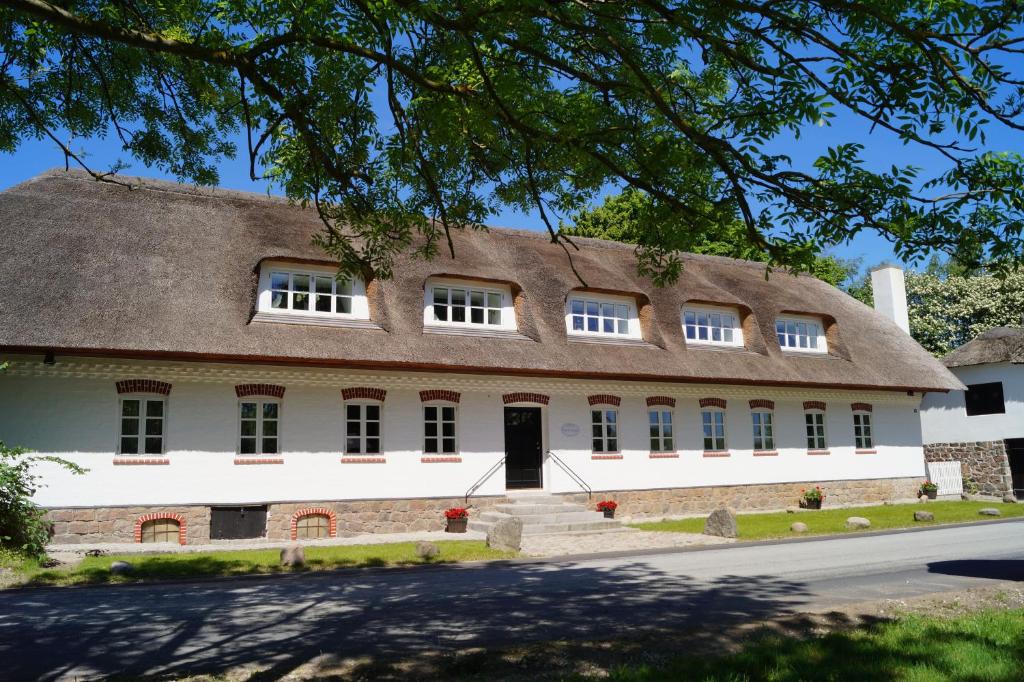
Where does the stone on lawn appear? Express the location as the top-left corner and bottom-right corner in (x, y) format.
(415, 541), (440, 560)
(109, 560), (133, 575)
(790, 522), (808, 533)
(979, 508), (1002, 516)
(280, 544), (305, 567)
(487, 517), (523, 552)
(846, 517), (871, 530)
(703, 508), (737, 538)
(914, 511), (934, 522)
(1003, 495), (1017, 504)
(786, 507), (798, 514)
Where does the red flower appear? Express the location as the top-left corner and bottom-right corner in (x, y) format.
(596, 500), (618, 511)
(444, 507), (469, 519)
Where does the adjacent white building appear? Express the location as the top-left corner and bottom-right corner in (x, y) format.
(0, 170), (962, 545)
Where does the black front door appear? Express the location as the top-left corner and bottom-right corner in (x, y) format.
(505, 407), (543, 489)
(1006, 438), (1024, 500)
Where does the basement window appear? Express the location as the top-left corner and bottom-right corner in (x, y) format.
(965, 382), (1005, 416)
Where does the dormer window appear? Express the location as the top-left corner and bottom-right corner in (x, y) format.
(776, 315), (827, 353)
(423, 278), (517, 333)
(255, 261), (371, 327)
(683, 305), (743, 347)
(566, 293), (640, 340)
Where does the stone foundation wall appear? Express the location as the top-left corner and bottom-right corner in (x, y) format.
(559, 476), (923, 519)
(924, 441), (1013, 498)
(48, 505), (211, 545)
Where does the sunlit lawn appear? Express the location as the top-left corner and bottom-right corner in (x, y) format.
(3, 541), (514, 588)
(630, 501), (1024, 540)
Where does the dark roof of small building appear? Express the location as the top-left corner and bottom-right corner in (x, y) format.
(943, 326), (1024, 368)
(0, 169), (962, 392)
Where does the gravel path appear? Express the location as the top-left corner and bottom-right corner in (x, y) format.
(521, 528), (732, 557)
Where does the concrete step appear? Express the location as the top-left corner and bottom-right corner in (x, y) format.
(493, 503), (585, 515)
(478, 510), (607, 525)
(469, 517), (623, 536)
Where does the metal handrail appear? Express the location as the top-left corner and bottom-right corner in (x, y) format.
(465, 455), (505, 504)
(547, 450), (592, 499)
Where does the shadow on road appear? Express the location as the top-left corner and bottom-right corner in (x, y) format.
(928, 559), (1024, 582)
(0, 560), (810, 681)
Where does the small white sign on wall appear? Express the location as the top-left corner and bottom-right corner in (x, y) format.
(560, 423), (581, 438)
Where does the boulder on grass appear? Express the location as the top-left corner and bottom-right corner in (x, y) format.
(487, 517), (523, 552)
(109, 560), (133, 575)
(415, 541), (440, 560)
(1003, 495), (1017, 504)
(703, 508), (737, 538)
(280, 544), (306, 567)
(846, 517), (871, 530)
(914, 511), (934, 522)
(790, 522), (808, 533)
(979, 508), (1002, 516)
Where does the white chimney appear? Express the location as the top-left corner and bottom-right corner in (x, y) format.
(870, 264), (910, 334)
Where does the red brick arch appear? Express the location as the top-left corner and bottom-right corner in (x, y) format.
(342, 387), (387, 401)
(116, 379), (172, 395)
(290, 507), (337, 540)
(699, 397), (727, 409)
(851, 402), (873, 412)
(503, 392), (550, 405)
(419, 389), (460, 403)
(134, 513), (186, 545)
(235, 384), (286, 399)
(646, 396), (676, 408)
(803, 400), (827, 411)
(749, 399), (775, 410)
(588, 394), (621, 406)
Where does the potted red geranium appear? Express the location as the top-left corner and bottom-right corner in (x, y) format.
(596, 500), (618, 519)
(444, 507), (469, 533)
(920, 480), (939, 500)
(799, 486), (825, 510)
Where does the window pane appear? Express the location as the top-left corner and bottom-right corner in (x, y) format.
(664, 437), (673, 450)
(366, 404), (380, 420)
(572, 315), (584, 331)
(606, 410), (616, 423)
(366, 438), (380, 454)
(263, 403), (278, 419)
(593, 439), (603, 451)
(470, 291), (484, 306)
(293, 292), (309, 310)
(442, 438), (456, 453)
(315, 294), (332, 312)
(316, 276), (332, 294)
(271, 273), (289, 289)
(121, 437), (138, 454)
(346, 437), (362, 453)
(337, 296), (352, 314)
(347, 404), (362, 420)
(425, 422), (437, 438)
(650, 437), (659, 451)
(488, 293), (501, 308)
(425, 437), (438, 453)
(607, 439), (617, 451)
(241, 402), (257, 418)
(122, 400), (140, 417)
(262, 420), (277, 437)
(146, 401), (164, 417)
(603, 318), (614, 333)
(617, 319), (628, 334)
(433, 304), (448, 321)
(451, 289), (466, 305)
(488, 310), (501, 325)
(442, 406), (455, 421)
(144, 437), (162, 454)
(262, 438), (278, 454)
(593, 424), (603, 438)
(366, 421), (379, 437)
(424, 406), (437, 420)
(337, 279), (353, 295)
(452, 306), (466, 322)
(271, 291), (287, 309)
(442, 422), (454, 437)
(240, 437), (256, 454)
(587, 317), (598, 332)
(145, 419), (162, 436)
(292, 274), (309, 291)
(433, 288), (448, 304)
(586, 301), (599, 316)
(650, 424), (660, 438)
(471, 308), (484, 324)
(616, 304), (628, 320)
(601, 303), (614, 318)
(240, 420), (256, 436)
(121, 418), (139, 436)
(571, 299), (584, 315)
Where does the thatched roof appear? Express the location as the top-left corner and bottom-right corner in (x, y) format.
(0, 170), (961, 392)
(943, 327), (1024, 368)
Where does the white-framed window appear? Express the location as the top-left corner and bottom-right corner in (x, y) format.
(566, 293), (641, 339)
(119, 396), (165, 455)
(683, 305), (743, 347)
(702, 409), (727, 451)
(805, 410), (827, 449)
(592, 408), (619, 452)
(423, 404), (457, 454)
(345, 402), (382, 455)
(256, 261), (370, 319)
(751, 410), (774, 451)
(776, 316), (827, 352)
(239, 400), (280, 455)
(853, 412), (873, 450)
(423, 278), (517, 332)
(648, 409), (674, 452)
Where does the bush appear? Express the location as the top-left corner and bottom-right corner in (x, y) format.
(0, 441), (85, 558)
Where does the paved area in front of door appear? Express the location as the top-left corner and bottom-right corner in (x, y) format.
(521, 528), (732, 557)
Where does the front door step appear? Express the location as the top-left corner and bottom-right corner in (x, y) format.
(470, 495), (623, 536)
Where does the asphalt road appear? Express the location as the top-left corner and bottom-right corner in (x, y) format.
(1, 520), (1022, 681)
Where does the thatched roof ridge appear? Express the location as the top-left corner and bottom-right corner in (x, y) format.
(943, 327), (1024, 368)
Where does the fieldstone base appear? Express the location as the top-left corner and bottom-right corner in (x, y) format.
(48, 506), (210, 545)
(924, 441), (1013, 498)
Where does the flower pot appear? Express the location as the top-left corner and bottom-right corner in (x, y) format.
(800, 498), (822, 510)
(602, 508), (615, 519)
(925, 490), (938, 500)
(445, 517), (468, 533)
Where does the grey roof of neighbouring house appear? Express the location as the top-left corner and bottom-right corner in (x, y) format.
(0, 169), (962, 392)
(943, 327), (1024, 368)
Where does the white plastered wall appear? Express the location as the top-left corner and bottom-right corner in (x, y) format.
(920, 362), (1024, 444)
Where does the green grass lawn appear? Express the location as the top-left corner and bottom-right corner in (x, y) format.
(630, 501), (1024, 540)
(606, 609), (1024, 681)
(4, 540), (513, 588)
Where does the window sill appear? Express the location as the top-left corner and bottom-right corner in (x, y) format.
(591, 453), (624, 460)
(855, 449), (878, 455)
(703, 450), (730, 458)
(753, 450), (779, 457)
(567, 334), (653, 348)
(649, 452), (679, 459)
(421, 456), (462, 463)
(807, 449), (831, 456)
(251, 311), (381, 330)
(423, 325), (532, 341)
(113, 457), (170, 465)
(234, 457), (284, 465)
(341, 456), (387, 464)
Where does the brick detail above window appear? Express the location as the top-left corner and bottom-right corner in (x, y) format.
(646, 396), (676, 408)
(342, 387), (387, 402)
(134, 512), (186, 545)
(419, 389), (460, 403)
(803, 400), (827, 411)
(116, 379), (172, 395)
(290, 507), (337, 541)
(502, 392), (550, 405)
(851, 402), (873, 412)
(749, 399), (775, 410)
(699, 397), (727, 409)
(588, 394), (621, 406)
(235, 383), (286, 399)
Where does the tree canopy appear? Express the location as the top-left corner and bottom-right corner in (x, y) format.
(2, 1), (1023, 282)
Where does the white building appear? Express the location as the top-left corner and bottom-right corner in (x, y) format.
(920, 327), (1024, 499)
(0, 170), (961, 545)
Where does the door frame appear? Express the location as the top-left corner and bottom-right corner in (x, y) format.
(502, 403), (549, 491)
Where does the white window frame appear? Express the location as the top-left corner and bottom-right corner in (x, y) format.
(423, 402), (458, 455)
(776, 315), (828, 353)
(648, 409), (674, 453)
(423, 278), (516, 331)
(853, 411), (873, 450)
(344, 401), (383, 455)
(566, 293), (641, 339)
(591, 407), (620, 453)
(805, 410), (828, 450)
(238, 399), (281, 456)
(256, 261), (369, 320)
(751, 410), (775, 451)
(701, 408), (727, 451)
(117, 395), (167, 456)
(683, 304), (744, 347)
